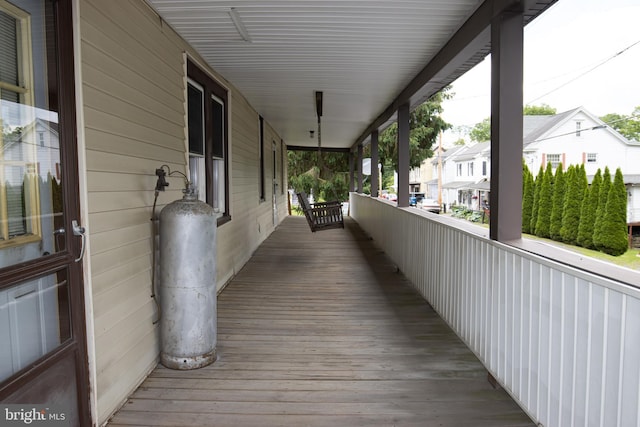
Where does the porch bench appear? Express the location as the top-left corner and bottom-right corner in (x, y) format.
(296, 192), (344, 232)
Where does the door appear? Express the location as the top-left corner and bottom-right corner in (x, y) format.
(0, 0), (90, 425)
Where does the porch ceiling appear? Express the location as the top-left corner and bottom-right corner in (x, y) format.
(146, 0), (555, 150)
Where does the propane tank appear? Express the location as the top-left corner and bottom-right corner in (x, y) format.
(159, 186), (217, 369)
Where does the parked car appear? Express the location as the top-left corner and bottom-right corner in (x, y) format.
(421, 198), (441, 214)
(409, 192), (425, 207)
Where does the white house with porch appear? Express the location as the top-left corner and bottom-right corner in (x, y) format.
(436, 107), (640, 226)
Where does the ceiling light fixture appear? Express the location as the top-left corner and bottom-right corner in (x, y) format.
(229, 8), (252, 42)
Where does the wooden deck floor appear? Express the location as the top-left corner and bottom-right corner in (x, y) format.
(108, 216), (534, 427)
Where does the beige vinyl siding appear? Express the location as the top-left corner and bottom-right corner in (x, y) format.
(79, 0), (288, 424)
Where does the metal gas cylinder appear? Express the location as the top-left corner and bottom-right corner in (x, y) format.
(159, 187), (217, 369)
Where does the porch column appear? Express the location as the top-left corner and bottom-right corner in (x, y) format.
(356, 144), (363, 193)
(490, 10), (523, 241)
(397, 102), (410, 207)
(370, 130), (379, 197)
(349, 150), (355, 192)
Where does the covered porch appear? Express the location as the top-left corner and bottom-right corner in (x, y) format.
(107, 215), (533, 426)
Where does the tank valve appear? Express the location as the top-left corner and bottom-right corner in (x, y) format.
(155, 168), (169, 192)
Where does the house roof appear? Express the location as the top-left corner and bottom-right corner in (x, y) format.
(442, 181), (475, 189)
(523, 106), (632, 148)
(146, 0), (556, 150)
(454, 141), (490, 161)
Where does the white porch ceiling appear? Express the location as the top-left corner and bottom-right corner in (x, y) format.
(146, 0), (555, 150)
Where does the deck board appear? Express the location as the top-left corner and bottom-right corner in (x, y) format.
(107, 216), (534, 427)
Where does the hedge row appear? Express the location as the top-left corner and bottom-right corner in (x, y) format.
(522, 162), (628, 256)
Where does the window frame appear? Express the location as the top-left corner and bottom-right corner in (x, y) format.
(0, 2), (41, 247)
(187, 59), (230, 225)
(546, 153), (561, 169)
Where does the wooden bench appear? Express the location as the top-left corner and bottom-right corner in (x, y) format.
(296, 192), (344, 232)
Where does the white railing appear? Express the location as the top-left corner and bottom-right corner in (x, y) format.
(350, 193), (640, 427)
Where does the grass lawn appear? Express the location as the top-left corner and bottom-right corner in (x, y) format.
(523, 233), (640, 270)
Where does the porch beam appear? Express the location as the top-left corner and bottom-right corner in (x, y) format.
(489, 9), (523, 241)
(370, 130), (379, 197)
(287, 145), (350, 153)
(353, 0), (522, 149)
(397, 103), (410, 207)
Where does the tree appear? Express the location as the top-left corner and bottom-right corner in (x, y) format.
(378, 90), (451, 176)
(549, 164), (565, 241)
(529, 165), (544, 234)
(470, 104), (557, 142)
(596, 168), (629, 256)
(523, 104), (556, 115)
(601, 106), (640, 141)
(288, 150), (349, 201)
(534, 162), (554, 238)
(576, 169), (602, 249)
(593, 167), (612, 250)
(522, 162), (534, 234)
(560, 165), (587, 244)
(469, 118), (491, 142)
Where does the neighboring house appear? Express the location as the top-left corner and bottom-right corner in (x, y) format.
(432, 107), (640, 226)
(523, 106), (640, 226)
(425, 145), (466, 206)
(523, 106), (640, 178)
(426, 142), (489, 210)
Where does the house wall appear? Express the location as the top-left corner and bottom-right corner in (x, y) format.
(529, 112), (638, 176)
(78, 0), (287, 423)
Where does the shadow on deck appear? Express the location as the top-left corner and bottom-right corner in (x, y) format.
(108, 216), (534, 427)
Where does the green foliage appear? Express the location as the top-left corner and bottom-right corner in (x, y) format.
(523, 104), (557, 115)
(469, 117), (491, 142)
(597, 169), (629, 256)
(593, 167), (612, 249)
(549, 164), (565, 240)
(522, 162), (534, 234)
(529, 166), (544, 234)
(576, 169), (602, 249)
(601, 106), (640, 141)
(534, 163), (554, 238)
(287, 151), (350, 201)
(470, 104), (557, 143)
(560, 165), (587, 244)
(378, 90), (451, 174)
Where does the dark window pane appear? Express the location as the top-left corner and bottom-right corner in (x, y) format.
(188, 83), (204, 155)
(212, 97), (224, 159)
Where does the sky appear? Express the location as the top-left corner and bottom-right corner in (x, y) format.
(440, 0), (640, 145)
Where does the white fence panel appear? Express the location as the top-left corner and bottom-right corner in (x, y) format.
(350, 193), (640, 427)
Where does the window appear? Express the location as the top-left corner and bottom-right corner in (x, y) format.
(457, 164), (462, 176)
(467, 162), (474, 176)
(187, 60), (229, 221)
(586, 152), (597, 163)
(575, 120), (582, 137)
(547, 153), (561, 169)
(482, 161), (487, 176)
(0, 3), (41, 245)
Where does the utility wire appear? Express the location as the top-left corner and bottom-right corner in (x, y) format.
(526, 39), (640, 104)
(533, 113), (640, 143)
